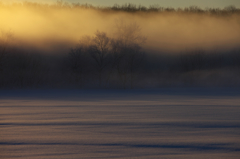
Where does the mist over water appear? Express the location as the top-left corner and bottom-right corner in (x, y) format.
(0, 3), (240, 53)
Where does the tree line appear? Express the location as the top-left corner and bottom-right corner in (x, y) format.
(0, 22), (240, 88)
(65, 22), (146, 88)
(1, 2), (240, 15)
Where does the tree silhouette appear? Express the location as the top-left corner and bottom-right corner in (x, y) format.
(111, 21), (146, 88)
(114, 20), (146, 47)
(90, 31), (112, 87)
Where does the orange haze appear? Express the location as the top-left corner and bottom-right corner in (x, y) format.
(0, 3), (240, 53)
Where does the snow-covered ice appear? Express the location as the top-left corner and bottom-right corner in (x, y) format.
(0, 88), (240, 158)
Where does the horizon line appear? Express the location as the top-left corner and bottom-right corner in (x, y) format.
(0, 1), (239, 9)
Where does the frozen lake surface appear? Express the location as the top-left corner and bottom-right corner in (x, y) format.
(0, 88), (240, 159)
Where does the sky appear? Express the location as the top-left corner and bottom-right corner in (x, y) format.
(3, 0), (240, 9)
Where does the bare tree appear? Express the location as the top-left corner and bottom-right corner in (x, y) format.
(90, 31), (111, 87)
(112, 20), (146, 88)
(69, 21), (146, 88)
(114, 20), (146, 47)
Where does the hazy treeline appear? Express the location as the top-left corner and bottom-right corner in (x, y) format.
(0, 2), (240, 88)
(74, 3), (240, 15)
(0, 28), (240, 89)
(3, 2), (239, 14)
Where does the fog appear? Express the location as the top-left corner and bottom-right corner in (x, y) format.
(1, 3), (240, 53)
(0, 3), (240, 89)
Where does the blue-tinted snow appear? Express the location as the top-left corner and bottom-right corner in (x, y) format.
(0, 89), (240, 158)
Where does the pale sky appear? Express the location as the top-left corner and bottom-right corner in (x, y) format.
(3, 0), (240, 8)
